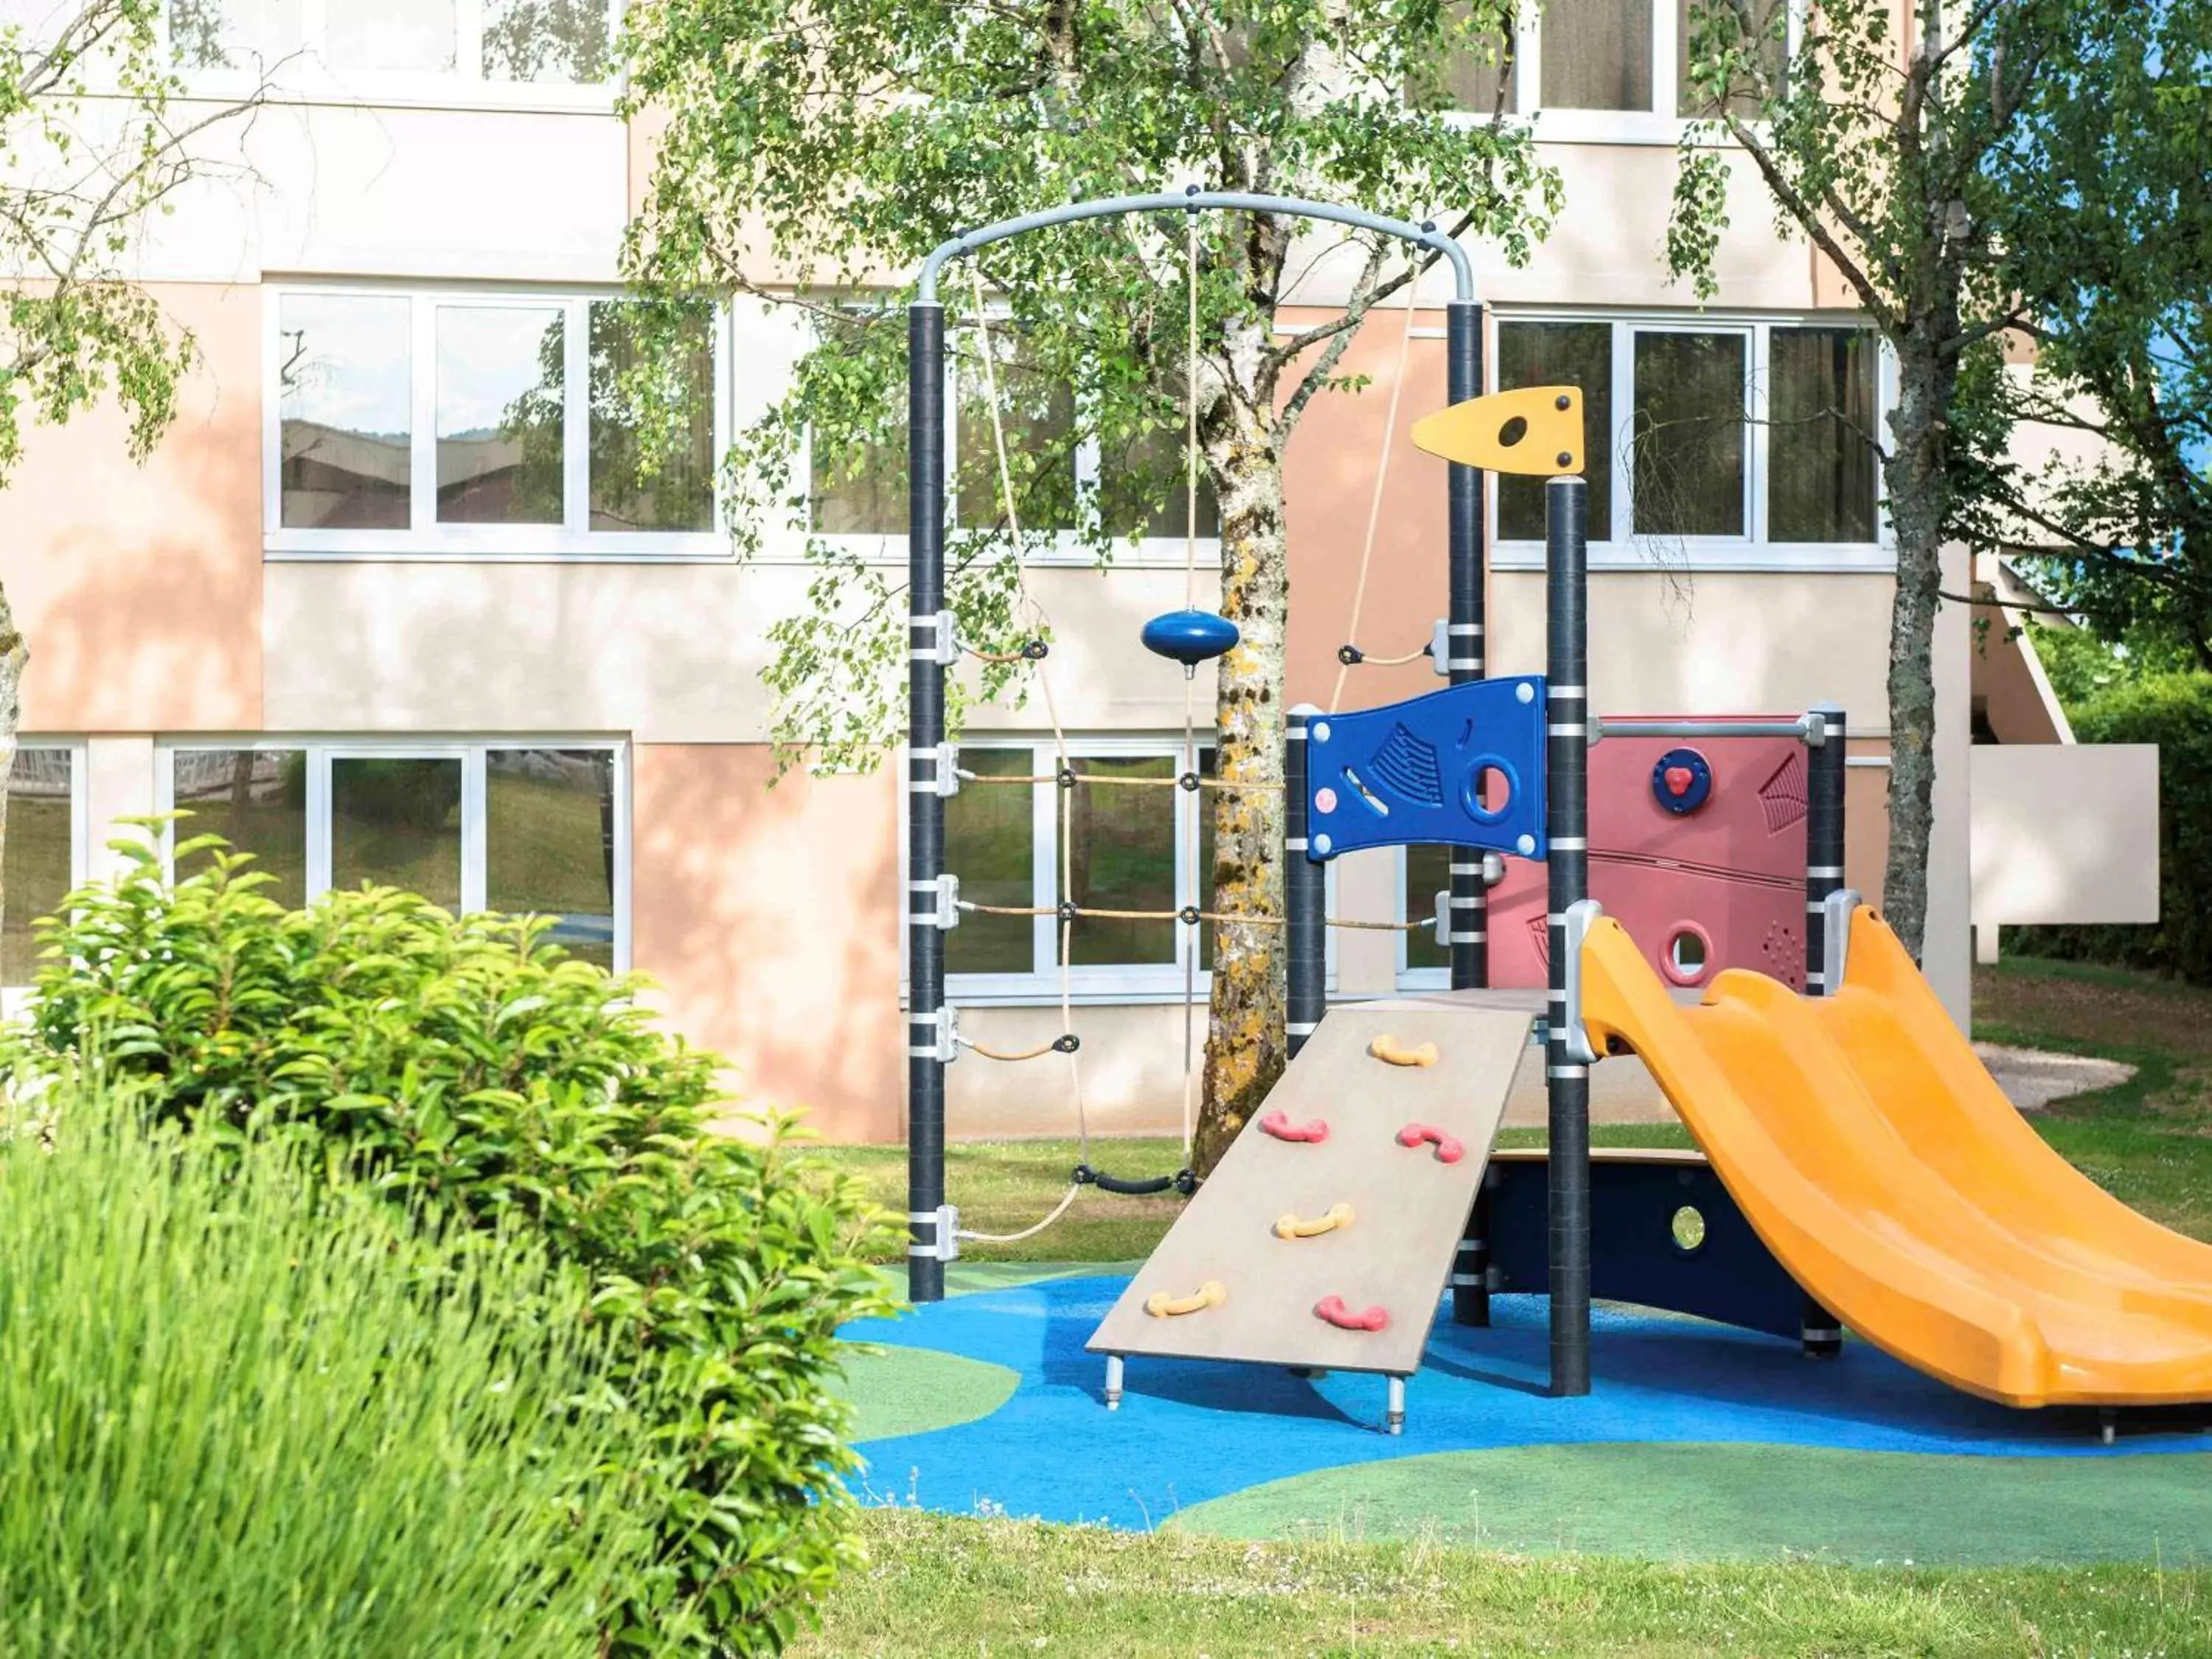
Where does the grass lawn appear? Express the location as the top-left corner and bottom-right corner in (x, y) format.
(805, 956), (2212, 1654)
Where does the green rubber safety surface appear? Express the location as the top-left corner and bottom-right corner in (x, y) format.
(841, 1345), (1019, 1444)
(1173, 1442), (2212, 1567)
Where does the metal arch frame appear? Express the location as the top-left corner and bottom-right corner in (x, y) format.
(903, 190), (1489, 1304)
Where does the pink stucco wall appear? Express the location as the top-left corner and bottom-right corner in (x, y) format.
(1, 282), (263, 734)
(630, 744), (904, 1141)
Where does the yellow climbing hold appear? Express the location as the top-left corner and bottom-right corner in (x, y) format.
(1274, 1203), (1355, 1240)
(1144, 1279), (1228, 1318)
(1370, 1035), (1439, 1068)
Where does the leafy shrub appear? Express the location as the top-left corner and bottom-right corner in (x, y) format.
(0, 1070), (661, 1658)
(2006, 671), (2212, 981)
(11, 832), (901, 1656)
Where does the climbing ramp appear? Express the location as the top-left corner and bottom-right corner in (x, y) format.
(1580, 905), (2212, 1408)
(1088, 1000), (1536, 1382)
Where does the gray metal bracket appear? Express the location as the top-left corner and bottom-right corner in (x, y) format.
(908, 1203), (961, 1263)
(908, 874), (961, 931)
(908, 1005), (960, 1063)
(1557, 897), (1605, 1065)
(1822, 887), (1861, 992)
(905, 740), (961, 799)
(910, 609), (959, 668)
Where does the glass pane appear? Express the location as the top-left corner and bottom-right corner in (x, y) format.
(1099, 425), (1220, 540)
(1678, 0), (1789, 116)
(812, 424), (908, 535)
(330, 757), (462, 911)
(1062, 755), (1175, 967)
(588, 300), (715, 532)
(1441, 7), (1517, 112)
(437, 305), (565, 525)
(1403, 845), (1450, 973)
(1632, 330), (1746, 538)
(487, 749), (616, 969)
(482, 0), (611, 83)
(957, 339), (1079, 532)
(279, 293), (411, 530)
(326, 0), (456, 72)
(1770, 327), (1879, 543)
(3, 748), (72, 987)
(169, 0), (302, 69)
(1498, 321), (1613, 541)
(1194, 747), (1217, 973)
(1542, 0), (1653, 111)
(173, 749), (307, 908)
(945, 749), (1034, 974)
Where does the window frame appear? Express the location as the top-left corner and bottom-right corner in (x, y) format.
(1393, 845), (1453, 993)
(156, 735), (631, 970)
(1, 737), (90, 995)
(1440, 0), (1806, 146)
(1487, 307), (1894, 573)
(264, 282), (733, 563)
(803, 316), (1225, 571)
(164, 0), (627, 111)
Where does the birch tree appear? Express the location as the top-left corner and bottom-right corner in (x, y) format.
(623, 0), (1557, 1166)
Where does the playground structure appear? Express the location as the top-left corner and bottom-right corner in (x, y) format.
(902, 190), (2212, 1436)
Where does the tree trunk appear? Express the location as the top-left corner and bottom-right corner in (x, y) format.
(1192, 327), (1290, 1175)
(1878, 338), (1955, 961)
(0, 580), (25, 952)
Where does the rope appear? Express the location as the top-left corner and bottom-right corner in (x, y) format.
(961, 1036), (1073, 1062)
(1327, 270), (1422, 714)
(955, 769), (1279, 791)
(958, 900), (1413, 931)
(957, 1183), (1082, 1244)
(1340, 643), (1429, 668)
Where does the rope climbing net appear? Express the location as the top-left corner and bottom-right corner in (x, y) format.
(933, 225), (1450, 1247)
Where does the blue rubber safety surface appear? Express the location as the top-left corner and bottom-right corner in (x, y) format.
(841, 1273), (2212, 1528)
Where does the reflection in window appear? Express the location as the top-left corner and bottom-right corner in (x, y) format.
(957, 344), (1079, 532)
(330, 757), (463, 911)
(1542, 0), (1653, 112)
(437, 305), (565, 524)
(1062, 756), (1176, 967)
(326, 0), (456, 72)
(173, 749), (307, 908)
(943, 750), (1035, 974)
(1099, 423), (1221, 540)
(3, 748), (72, 987)
(487, 749), (616, 968)
(1677, 0), (1790, 117)
(1402, 845), (1450, 974)
(1632, 330), (1746, 538)
(812, 423), (908, 535)
(588, 300), (715, 532)
(279, 293), (411, 529)
(168, 0), (302, 69)
(1439, 7), (1517, 113)
(1498, 321), (1614, 541)
(1770, 327), (1879, 543)
(482, 0), (612, 82)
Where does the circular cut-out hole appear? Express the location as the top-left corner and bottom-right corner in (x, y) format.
(1669, 930), (1708, 980)
(1461, 762), (1512, 824)
(1497, 414), (1529, 447)
(1669, 1205), (1707, 1255)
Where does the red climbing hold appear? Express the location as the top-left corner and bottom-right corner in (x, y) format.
(1260, 1110), (1329, 1144)
(1396, 1122), (1465, 1164)
(1664, 765), (1694, 797)
(1315, 1295), (1389, 1332)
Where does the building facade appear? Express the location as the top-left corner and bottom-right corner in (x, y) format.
(0, 0), (2153, 1141)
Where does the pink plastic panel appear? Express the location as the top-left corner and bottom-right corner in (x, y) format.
(1479, 727), (1810, 991)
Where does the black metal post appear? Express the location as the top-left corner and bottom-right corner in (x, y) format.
(907, 302), (948, 1302)
(1800, 700), (1847, 1357)
(1545, 474), (1591, 1397)
(1455, 1169), (1496, 1326)
(1285, 705), (1326, 1059)
(1445, 299), (1489, 992)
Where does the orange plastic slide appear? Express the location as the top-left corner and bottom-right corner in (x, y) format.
(1579, 905), (2212, 1407)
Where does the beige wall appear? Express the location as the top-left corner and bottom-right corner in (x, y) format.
(1, 282), (262, 735)
(630, 744), (902, 1141)
(1971, 745), (2160, 928)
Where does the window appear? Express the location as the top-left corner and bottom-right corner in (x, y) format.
(169, 0), (617, 88)
(809, 326), (1220, 557)
(1401, 844), (1451, 977)
(269, 288), (723, 557)
(1492, 312), (1885, 568)
(163, 741), (627, 970)
(941, 740), (1216, 995)
(4, 745), (83, 988)
(1437, 0), (1800, 135)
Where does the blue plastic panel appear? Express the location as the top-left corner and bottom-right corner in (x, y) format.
(1305, 677), (1548, 860)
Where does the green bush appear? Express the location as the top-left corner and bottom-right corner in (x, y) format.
(0, 1071), (662, 1657)
(11, 832), (902, 1657)
(2006, 671), (2211, 981)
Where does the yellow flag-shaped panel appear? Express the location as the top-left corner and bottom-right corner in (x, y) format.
(1410, 386), (1585, 477)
